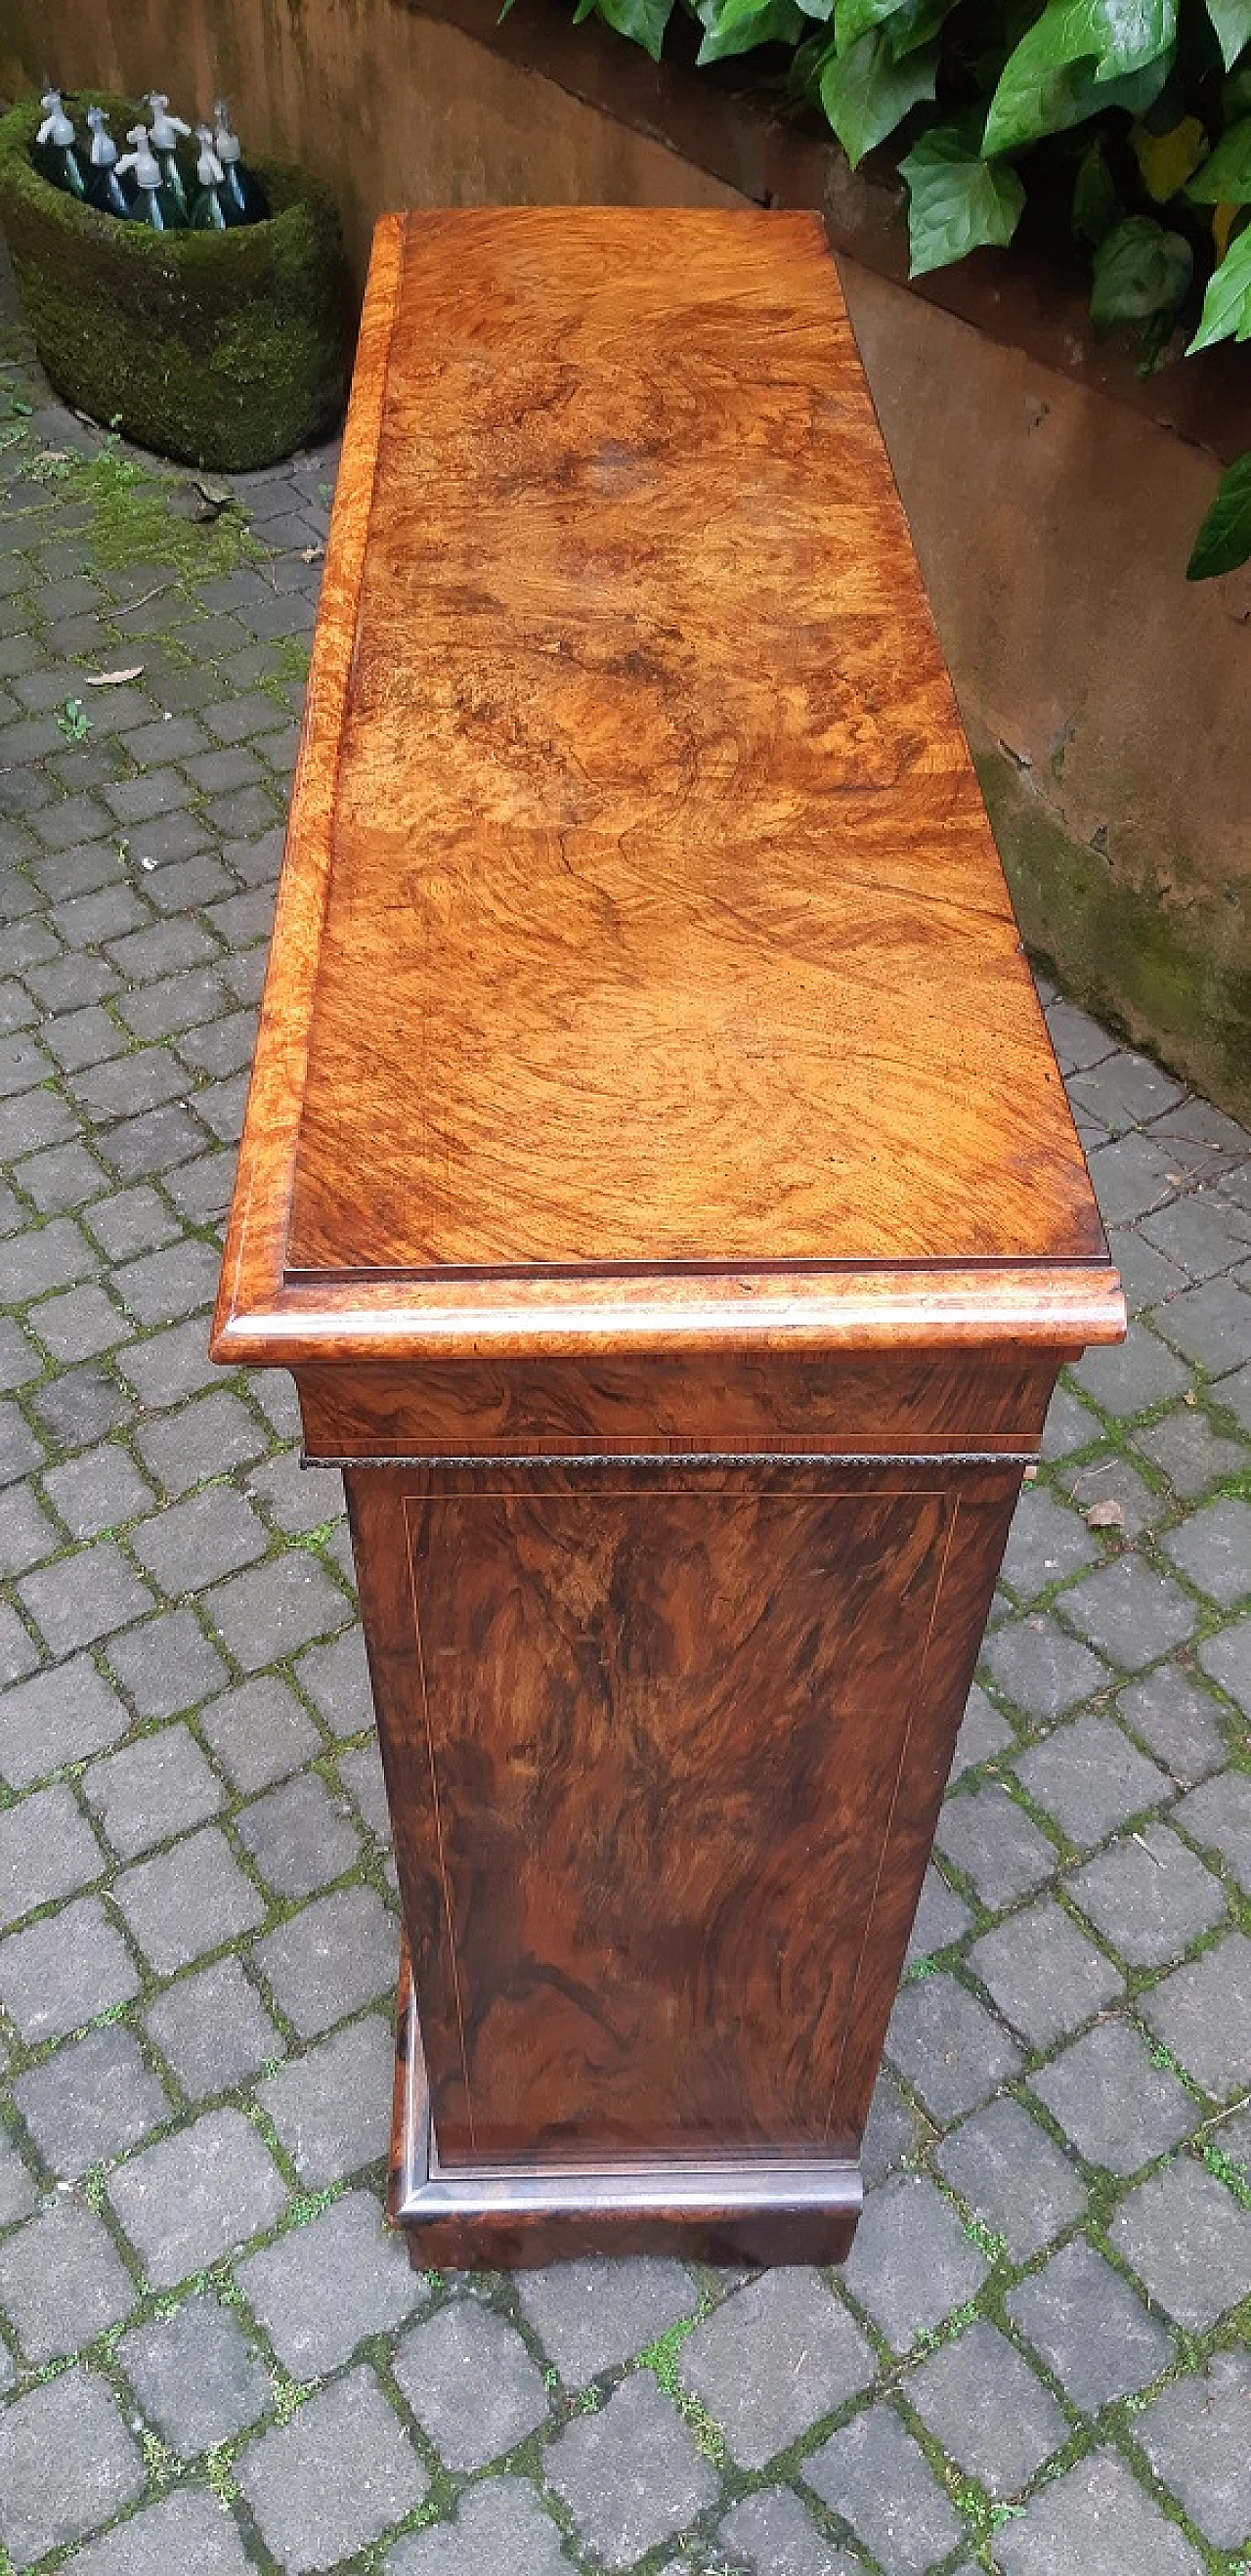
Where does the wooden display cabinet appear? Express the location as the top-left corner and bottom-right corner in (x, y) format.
(212, 207), (1123, 2269)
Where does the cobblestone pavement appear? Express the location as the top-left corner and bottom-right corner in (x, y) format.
(0, 260), (1248, 2576)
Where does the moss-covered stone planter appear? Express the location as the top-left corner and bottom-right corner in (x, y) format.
(0, 94), (354, 471)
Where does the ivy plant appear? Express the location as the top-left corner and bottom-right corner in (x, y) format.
(547, 0), (1251, 572)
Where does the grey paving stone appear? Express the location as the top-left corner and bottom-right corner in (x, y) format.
(104, 1606), (228, 1719)
(247, 1448), (345, 1538)
(1014, 1710), (1171, 1844)
(254, 1883), (397, 2036)
(146, 1955), (281, 2098)
(543, 2366), (718, 2568)
(906, 1863), (973, 1962)
(16, 1137), (109, 1214)
(0, 1317), (38, 1395)
(65, 2485), (256, 2575)
(1154, 1275), (1251, 1375)
(1118, 1666), (1230, 1784)
(1061, 1555), (1198, 1671)
(971, 1894), (1121, 2044)
(240, 2187), (425, 2378)
(41, 1441), (153, 1542)
(257, 2012), (393, 2184)
(0, 1778), (105, 1924)
(907, 2316), (1066, 2495)
(1143, 1189), (1251, 1280)
(85, 1722), (225, 1858)
(1006, 2237), (1173, 2408)
(1217, 1359), (1251, 1436)
(804, 2399), (965, 2574)
(1031, 2018), (1194, 2174)
(1108, 1222), (1188, 1312)
(934, 1780), (1057, 1908)
(114, 1824), (265, 1974)
(235, 1770), (363, 1899)
(680, 2269), (874, 2469)
(1137, 1406), (1249, 1502)
(0, 2130), (37, 2225)
(1163, 1494), (1251, 1605)
(296, 1624), (373, 1734)
(108, 2106), (286, 2287)
(936, 2096), (1085, 2260)
(0, 2193), (137, 2361)
(19, 1538), (154, 1655)
(995, 2446), (1203, 2576)
(0, 1894), (140, 2041)
(1069, 1821), (1228, 1966)
(134, 1385), (270, 1495)
(0, 1212), (95, 1303)
(30, 1362), (132, 1453)
(102, 1101), (209, 1182)
(41, 1003), (128, 1077)
(949, 1685), (1017, 1784)
(114, 1239), (222, 1328)
(204, 1550), (350, 1671)
(1135, 2347), (1251, 2551)
(198, 1672), (324, 1792)
(1141, 1933), (1251, 2097)
(1199, 1614), (1251, 1714)
(14, 2024), (170, 2176)
(1174, 1768), (1251, 1889)
(337, 1738), (389, 1842)
(1070, 1323), (1191, 1416)
(861, 2074), (919, 2183)
(885, 1969), (1020, 2118)
(239, 2366), (427, 2572)
(0, 1396), (44, 1486)
(1000, 1487), (1097, 1597)
(1085, 1131), (1182, 1226)
(0, 1086), (76, 1163)
(516, 2256), (694, 2388)
(395, 2292), (549, 2468)
(0, 1482), (55, 1581)
(387, 2479), (569, 2576)
(119, 2292), (270, 2457)
(714, 2487), (860, 2576)
(1112, 2155), (1251, 2329)
(30, 1282), (132, 1365)
(130, 1483), (269, 1595)
(0, 2366), (145, 2565)
(842, 2173), (987, 2350)
(984, 1617), (1107, 1721)
(72, 1046), (188, 1123)
(0, 1600), (38, 1685)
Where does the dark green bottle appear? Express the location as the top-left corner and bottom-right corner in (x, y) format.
(85, 107), (129, 218)
(190, 126), (229, 231)
(213, 101), (267, 223)
(146, 95), (192, 221)
(35, 91), (86, 198)
(115, 126), (185, 232)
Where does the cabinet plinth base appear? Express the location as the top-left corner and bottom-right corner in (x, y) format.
(387, 1949), (862, 2271)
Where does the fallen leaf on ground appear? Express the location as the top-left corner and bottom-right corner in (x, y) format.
(86, 666), (145, 686)
(1085, 1499), (1125, 1528)
(300, 542), (325, 562)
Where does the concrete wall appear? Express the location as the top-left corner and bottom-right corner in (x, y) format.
(3, 0), (1248, 1113)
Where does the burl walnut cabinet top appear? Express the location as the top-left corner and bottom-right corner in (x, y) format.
(212, 207), (1123, 1369)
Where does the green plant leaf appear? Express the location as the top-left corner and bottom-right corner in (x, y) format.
(1073, 133), (1123, 239)
(983, 0), (1177, 155)
(696, 0), (807, 57)
(1090, 210), (1192, 328)
(835, 0), (911, 51)
(900, 119), (1028, 269)
(1187, 212), (1251, 344)
(1130, 110), (1207, 196)
(820, 26), (938, 163)
(884, 0), (962, 55)
(1206, 0), (1251, 66)
(1186, 111), (1251, 197)
(1187, 449), (1251, 574)
(796, 0), (837, 18)
(573, 0), (677, 58)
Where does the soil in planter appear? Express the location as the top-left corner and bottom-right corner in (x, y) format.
(0, 91), (354, 472)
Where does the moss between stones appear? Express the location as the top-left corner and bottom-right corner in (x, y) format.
(977, 747), (1251, 1130)
(0, 93), (354, 471)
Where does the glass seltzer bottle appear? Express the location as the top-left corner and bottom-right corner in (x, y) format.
(35, 91), (86, 198)
(85, 106), (129, 217)
(146, 94), (192, 220)
(190, 127), (230, 230)
(114, 126), (185, 231)
(212, 101), (267, 222)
